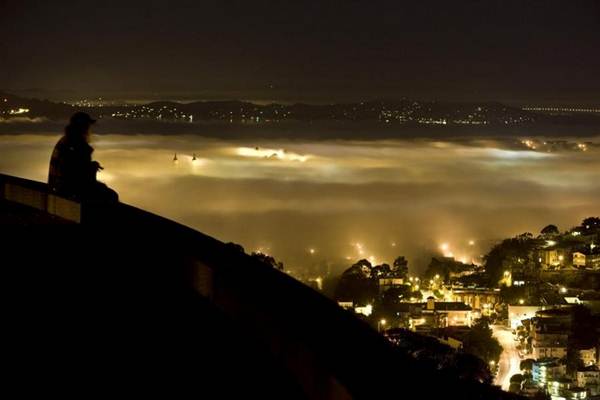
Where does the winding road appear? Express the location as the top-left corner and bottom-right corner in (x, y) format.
(493, 325), (521, 390)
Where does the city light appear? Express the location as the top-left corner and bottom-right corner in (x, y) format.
(8, 107), (29, 115)
(236, 147), (310, 162)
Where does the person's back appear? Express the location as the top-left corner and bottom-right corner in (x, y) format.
(48, 112), (118, 203)
(48, 134), (96, 198)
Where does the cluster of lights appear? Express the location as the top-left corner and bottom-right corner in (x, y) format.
(520, 139), (593, 153)
(8, 107), (29, 115)
(438, 241), (477, 264)
(236, 147), (309, 162)
(523, 106), (600, 114)
(111, 105), (191, 121)
(521, 139), (537, 150)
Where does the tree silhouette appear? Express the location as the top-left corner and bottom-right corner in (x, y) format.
(540, 224), (559, 236)
(393, 256), (409, 279)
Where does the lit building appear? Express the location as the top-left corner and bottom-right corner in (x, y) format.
(546, 378), (573, 398)
(572, 250), (600, 270)
(577, 367), (600, 396)
(563, 386), (588, 400)
(573, 252), (587, 268)
(417, 297), (473, 328)
(532, 358), (566, 387)
(532, 324), (569, 360)
(448, 287), (501, 315)
(508, 304), (543, 329)
(579, 348), (597, 367)
(540, 249), (561, 269)
(378, 277), (405, 294)
(355, 304), (373, 317)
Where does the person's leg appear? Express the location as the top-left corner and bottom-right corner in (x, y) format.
(84, 182), (119, 204)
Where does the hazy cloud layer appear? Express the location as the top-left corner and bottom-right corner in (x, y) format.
(1, 132), (599, 276)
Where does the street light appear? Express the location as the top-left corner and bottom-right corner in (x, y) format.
(519, 299), (524, 305)
(378, 319), (387, 333)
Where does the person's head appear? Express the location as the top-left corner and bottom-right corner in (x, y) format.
(65, 112), (96, 142)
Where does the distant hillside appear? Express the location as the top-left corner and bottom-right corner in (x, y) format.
(2, 92), (599, 133)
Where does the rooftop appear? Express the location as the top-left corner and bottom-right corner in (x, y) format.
(424, 301), (473, 311)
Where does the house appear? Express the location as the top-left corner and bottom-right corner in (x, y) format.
(532, 323), (569, 360)
(337, 301), (354, 310)
(508, 303), (570, 329)
(577, 367), (600, 396)
(573, 249), (600, 270)
(580, 348), (598, 367)
(546, 378), (573, 398)
(540, 249), (564, 269)
(563, 386), (589, 400)
(448, 287), (501, 315)
(433, 327), (470, 350)
(532, 358), (566, 387)
(422, 297), (472, 327)
(410, 297), (472, 330)
(574, 252), (587, 268)
(378, 277), (405, 294)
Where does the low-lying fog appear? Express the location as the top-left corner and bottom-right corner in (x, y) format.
(1, 123), (599, 277)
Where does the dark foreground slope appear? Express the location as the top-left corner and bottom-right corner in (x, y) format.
(0, 173), (520, 399)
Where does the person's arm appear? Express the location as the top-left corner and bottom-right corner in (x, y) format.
(66, 144), (96, 187)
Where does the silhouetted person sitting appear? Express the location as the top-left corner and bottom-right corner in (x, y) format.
(48, 112), (118, 203)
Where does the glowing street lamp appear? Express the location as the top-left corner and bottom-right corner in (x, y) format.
(378, 319), (387, 332)
(519, 299), (524, 305)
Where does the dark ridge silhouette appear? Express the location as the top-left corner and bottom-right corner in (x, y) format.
(0, 173), (522, 399)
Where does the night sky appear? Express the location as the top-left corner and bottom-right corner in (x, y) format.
(1, 0), (599, 104)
